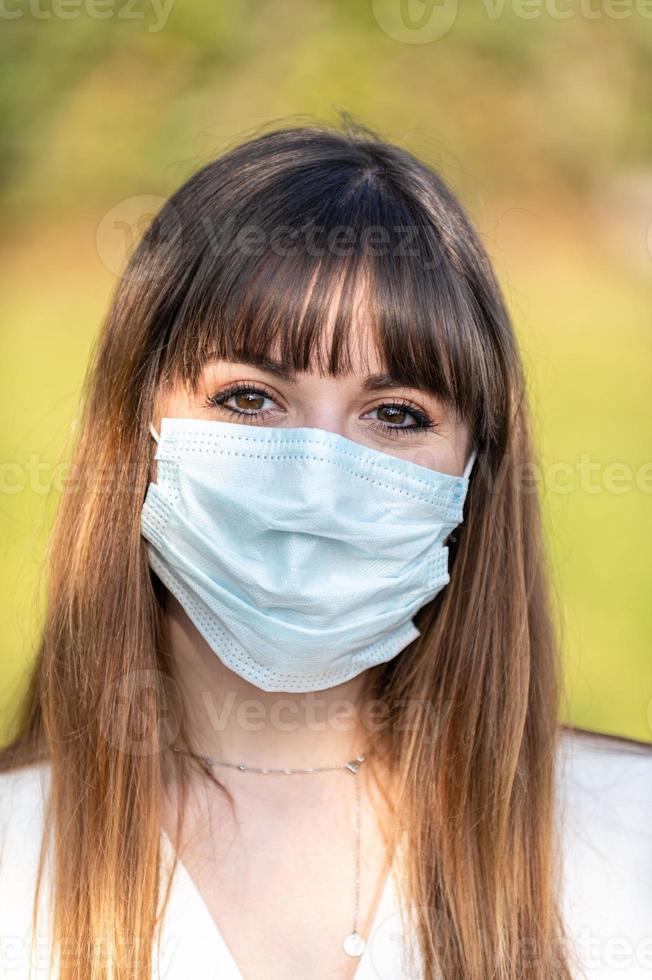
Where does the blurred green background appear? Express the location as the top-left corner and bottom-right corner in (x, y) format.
(1, 0), (650, 744)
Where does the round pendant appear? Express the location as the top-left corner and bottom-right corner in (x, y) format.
(343, 931), (366, 957)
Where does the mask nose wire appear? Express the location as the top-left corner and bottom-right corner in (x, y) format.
(149, 420), (477, 475)
(148, 417), (477, 479)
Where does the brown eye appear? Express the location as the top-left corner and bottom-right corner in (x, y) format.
(377, 405), (409, 426)
(365, 400), (436, 438)
(206, 383), (280, 419)
(233, 391), (265, 411)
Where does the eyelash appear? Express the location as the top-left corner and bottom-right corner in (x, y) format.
(204, 384), (438, 439)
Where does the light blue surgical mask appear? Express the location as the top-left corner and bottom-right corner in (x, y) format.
(141, 418), (477, 693)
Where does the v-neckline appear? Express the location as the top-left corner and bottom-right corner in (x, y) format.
(158, 826), (401, 980)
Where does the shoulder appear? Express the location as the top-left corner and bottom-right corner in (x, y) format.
(0, 759), (52, 854)
(0, 760), (54, 971)
(556, 725), (652, 838)
(557, 724), (652, 802)
(555, 726), (652, 979)
(0, 758), (51, 818)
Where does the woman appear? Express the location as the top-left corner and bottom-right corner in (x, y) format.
(0, 120), (650, 980)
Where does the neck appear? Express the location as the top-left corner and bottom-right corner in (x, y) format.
(163, 594), (375, 772)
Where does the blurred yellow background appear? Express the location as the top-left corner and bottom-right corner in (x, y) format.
(1, 1), (650, 743)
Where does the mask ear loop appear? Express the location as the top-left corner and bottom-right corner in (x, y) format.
(462, 446), (477, 481)
(448, 446), (478, 548)
(149, 422), (160, 445)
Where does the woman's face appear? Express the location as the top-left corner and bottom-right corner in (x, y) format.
(152, 320), (472, 477)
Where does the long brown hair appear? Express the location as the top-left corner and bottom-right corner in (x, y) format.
(1, 117), (575, 978)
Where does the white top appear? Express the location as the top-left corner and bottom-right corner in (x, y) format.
(1, 728), (651, 979)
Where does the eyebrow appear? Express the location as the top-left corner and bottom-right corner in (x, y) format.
(361, 372), (411, 392)
(219, 354), (299, 383)
(219, 356), (413, 392)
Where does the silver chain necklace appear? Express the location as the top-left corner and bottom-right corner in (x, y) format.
(171, 743), (368, 958)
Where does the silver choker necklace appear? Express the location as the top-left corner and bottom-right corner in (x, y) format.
(171, 743), (369, 958)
